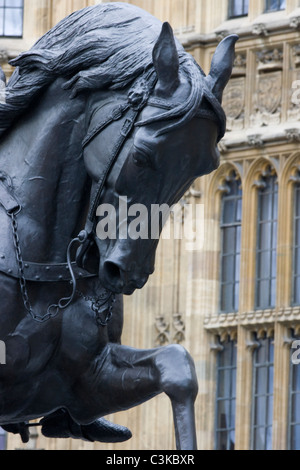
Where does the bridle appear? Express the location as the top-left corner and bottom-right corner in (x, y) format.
(1, 68), (225, 323)
(81, 68), (225, 234)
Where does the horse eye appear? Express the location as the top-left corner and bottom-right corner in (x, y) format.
(132, 149), (151, 168)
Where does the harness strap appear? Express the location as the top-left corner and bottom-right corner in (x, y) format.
(0, 177), (96, 283)
(84, 107), (140, 225)
(0, 258), (96, 282)
(76, 105), (140, 270)
(0, 175), (21, 215)
(82, 71), (158, 230)
(82, 103), (130, 150)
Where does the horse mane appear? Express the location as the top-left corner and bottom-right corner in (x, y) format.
(0, 2), (211, 139)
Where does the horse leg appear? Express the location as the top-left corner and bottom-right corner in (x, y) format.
(152, 344), (198, 450)
(77, 343), (198, 450)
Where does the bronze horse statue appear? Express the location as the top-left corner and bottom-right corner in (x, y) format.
(0, 3), (237, 450)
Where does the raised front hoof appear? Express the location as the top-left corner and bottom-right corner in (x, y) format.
(41, 411), (132, 444)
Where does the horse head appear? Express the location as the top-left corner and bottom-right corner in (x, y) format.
(82, 24), (238, 295)
(1, 9), (237, 298)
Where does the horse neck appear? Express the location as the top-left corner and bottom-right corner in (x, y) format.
(0, 78), (90, 262)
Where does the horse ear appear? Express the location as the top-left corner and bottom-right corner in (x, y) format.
(206, 34), (239, 103)
(153, 22), (180, 95)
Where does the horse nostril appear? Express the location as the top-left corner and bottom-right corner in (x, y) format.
(104, 261), (122, 285)
(102, 261), (150, 294)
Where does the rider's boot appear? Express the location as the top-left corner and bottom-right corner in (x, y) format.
(40, 409), (132, 443)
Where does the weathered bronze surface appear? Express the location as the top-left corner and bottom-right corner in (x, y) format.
(0, 3), (237, 450)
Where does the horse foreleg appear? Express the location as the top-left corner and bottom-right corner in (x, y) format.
(90, 344), (198, 450)
(153, 344), (198, 450)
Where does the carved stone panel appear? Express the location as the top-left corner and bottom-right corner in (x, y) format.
(251, 48), (283, 127)
(258, 72), (282, 115)
(155, 313), (186, 346)
(251, 71), (282, 126)
(232, 53), (247, 77)
(288, 45), (300, 122)
(155, 315), (170, 346)
(172, 313), (186, 344)
(222, 77), (245, 131)
(256, 48), (283, 72)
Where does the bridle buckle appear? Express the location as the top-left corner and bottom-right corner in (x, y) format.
(121, 117), (135, 138)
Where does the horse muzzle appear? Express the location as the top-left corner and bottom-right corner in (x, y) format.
(100, 259), (151, 295)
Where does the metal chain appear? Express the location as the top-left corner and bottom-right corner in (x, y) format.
(10, 212), (60, 323)
(9, 212), (115, 325)
(94, 295), (116, 327)
(76, 289), (116, 327)
(10, 212), (34, 316)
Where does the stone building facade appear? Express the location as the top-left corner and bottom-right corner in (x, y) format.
(1, 0), (300, 451)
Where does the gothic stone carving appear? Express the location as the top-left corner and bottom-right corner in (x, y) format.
(223, 77), (245, 131)
(288, 46), (300, 122)
(290, 16), (300, 30)
(285, 129), (300, 143)
(173, 313), (186, 344)
(155, 315), (171, 346)
(252, 23), (268, 37)
(251, 49), (283, 127)
(222, 53), (246, 131)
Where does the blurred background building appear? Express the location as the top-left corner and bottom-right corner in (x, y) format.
(1, 0), (300, 451)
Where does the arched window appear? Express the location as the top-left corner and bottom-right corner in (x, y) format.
(251, 332), (274, 450)
(255, 166), (278, 310)
(219, 171), (242, 314)
(215, 337), (237, 450)
(0, 0), (24, 38)
(228, 0), (249, 19)
(292, 170), (300, 306)
(265, 0), (286, 12)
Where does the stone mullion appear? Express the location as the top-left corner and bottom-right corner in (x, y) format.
(276, 166), (294, 308)
(51, 0), (74, 26)
(235, 161), (259, 449)
(273, 157), (300, 449)
(281, 41), (291, 124)
(287, 0), (300, 15)
(244, 49), (257, 130)
(239, 167), (258, 314)
(189, 176), (220, 450)
(197, 0), (224, 34)
(235, 326), (253, 449)
(272, 323), (290, 449)
(249, 0), (265, 21)
(23, 0), (53, 43)
(196, 323), (218, 450)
